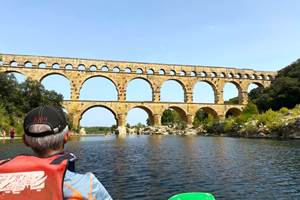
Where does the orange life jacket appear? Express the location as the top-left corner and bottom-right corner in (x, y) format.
(0, 153), (73, 200)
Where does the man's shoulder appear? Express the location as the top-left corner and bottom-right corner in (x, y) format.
(63, 170), (113, 200)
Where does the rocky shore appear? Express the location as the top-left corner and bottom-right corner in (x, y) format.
(125, 115), (300, 139)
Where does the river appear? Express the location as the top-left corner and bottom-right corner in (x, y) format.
(1, 135), (300, 200)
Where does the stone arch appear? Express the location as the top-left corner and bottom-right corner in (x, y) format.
(24, 61), (33, 68)
(190, 71), (196, 77)
(223, 81), (242, 104)
(78, 64), (86, 71)
(125, 77), (154, 101)
(225, 107), (242, 118)
(101, 65), (109, 72)
(80, 75), (119, 100)
(161, 106), (187, 123)
(159, 69), (165, 75)
(113, 66), (120, 72)
(52, 63), (60, 69)
(179, 70), (186, 76)
(89, 65), (97, 71)
(169, 70), (176, 75)
(10, 61), (18, 67)
(247, 82), (264, 93)
(199, 107), (218, 119)
(40, 73), (71, 100)
(147, 69), (154, 75)
(39, 62), (47, 69)
(136, 68), (143, 74)
(124, 67), (132, 73)
(161, 79), (187, 102)
(79, 105), (118, 126)
(127, 105), (154, 126)
(65, 64), (73, 70)
(3, 71), (27, 83)
(193, 80), (217, 103)
(39, 72), (69, 82)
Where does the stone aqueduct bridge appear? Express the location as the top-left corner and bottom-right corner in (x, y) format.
(0, 54), (277, 134)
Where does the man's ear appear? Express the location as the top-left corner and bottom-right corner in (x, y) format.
(22, 135), (29, 146)
(63, 131), (71, 143)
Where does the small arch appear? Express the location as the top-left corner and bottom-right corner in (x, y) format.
(113, 67), (120, 73)
(267, 75), (273, 80)
(80, 105), (117, 128)
(65, 64), (73, 70)
(39, 62), (47, 69)
(235, 73), (241, 79)
(0, 60), (3, 66)
(243, 74), (250, 79)
(147, 69), (154, 75)
(159, 69), (165, 75)
(249, 74), (255, 79)
(179, 70), (186, 76)
(227, 73), (233, 78)
(219, 72), (225, 78)
(52, 63), (60, 69)
(78, 64), (86, 71)
(210, 72), (217, 77)
(190, 71), (196, 77)
(24, 61), (32, 68)
(169, 70), (176, 76)
(257, 75), (263, 80)
(124, 67), (132, 73)
(136, 68), (143, 74)
(101, 66), (109, 72)
(89, 65), (97, 71)
(10, 61), (18, 67)
(225, 108), (242, 118)
(199, 72), (207, 77)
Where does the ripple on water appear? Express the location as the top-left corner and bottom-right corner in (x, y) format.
(1, 136), (300, 200)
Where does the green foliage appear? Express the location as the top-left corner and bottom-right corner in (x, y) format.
(224, 96), (239, 104)
(0, 73), (63, 135)
(161, 109), (182, 125)
(250, 58), (300, 111)
(193, 109), (216, 128)
(279, 107), (289, 115)
(83, 126), (112, 134)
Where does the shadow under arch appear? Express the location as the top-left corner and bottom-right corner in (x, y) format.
(225, 107), (242, 118)
(125, 77), (154, 101)
(192, 80), (217, 103)
(197, 107), (219, 119)
(162, 106), (188, 123)
(79, 105), (118, 126)
(127, 105), (154, 125)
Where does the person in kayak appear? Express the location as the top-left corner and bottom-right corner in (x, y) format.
(0, 105), (113, 200)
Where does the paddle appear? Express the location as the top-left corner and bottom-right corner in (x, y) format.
(168, 192), (216, 200)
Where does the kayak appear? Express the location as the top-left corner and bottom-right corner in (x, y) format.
(168, 192), (215, 200)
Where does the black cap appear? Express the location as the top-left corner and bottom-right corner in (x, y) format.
(23, 105), (68, 137)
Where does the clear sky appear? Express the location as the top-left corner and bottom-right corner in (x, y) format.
(1, 0), (300, 127)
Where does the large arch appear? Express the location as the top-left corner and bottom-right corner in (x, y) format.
(126, 106), (154, 126)
(3, 71), (27, 83)
(160, 79), (186, 102)
(79, 105), (118, 127)
(80, 76), (118, 101)
(125, 78), (153, 101)
(225, 107), (242, 118)
(193, 81), (216, 103)
(247, 82), (264, 93)
(41, 74), (71, 100)
(223, 81), (241, 104)
(39, 72), (69, 82)
(161, 106), (187, 125)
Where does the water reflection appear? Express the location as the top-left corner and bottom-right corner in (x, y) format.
(1, 136), (300, 200)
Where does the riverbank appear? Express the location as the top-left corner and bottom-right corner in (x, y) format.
(125, 108), (300, 139)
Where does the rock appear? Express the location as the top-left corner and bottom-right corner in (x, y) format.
(79, 128), (86, 135)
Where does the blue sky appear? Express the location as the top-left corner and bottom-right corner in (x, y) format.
(2, 0), (300, 126)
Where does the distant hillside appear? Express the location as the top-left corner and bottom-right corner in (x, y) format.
(250, 58), (300, 111)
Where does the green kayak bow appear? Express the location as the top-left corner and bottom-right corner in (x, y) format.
(168, 192), (216, 200)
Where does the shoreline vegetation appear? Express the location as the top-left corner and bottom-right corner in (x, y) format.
(1, 55), (300, 139)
